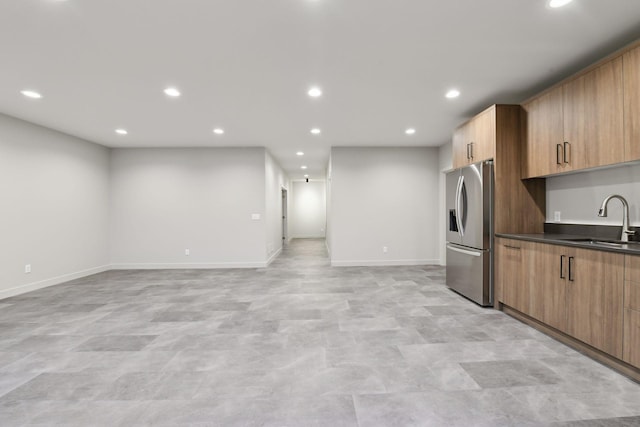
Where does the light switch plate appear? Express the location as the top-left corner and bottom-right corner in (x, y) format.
(251, 213), (261, 220)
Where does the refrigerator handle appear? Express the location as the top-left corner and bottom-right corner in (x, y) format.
(455, 175), (465, 236)
(446, 244), (481, 257)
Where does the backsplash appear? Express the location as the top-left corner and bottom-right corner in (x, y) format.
(546, 162), (640, 226)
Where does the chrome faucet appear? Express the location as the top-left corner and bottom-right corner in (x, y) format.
(598, 194), (636, 242)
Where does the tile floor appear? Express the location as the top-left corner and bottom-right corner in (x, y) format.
(1, 238), (639, 426)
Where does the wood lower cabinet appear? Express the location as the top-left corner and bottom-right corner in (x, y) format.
(624, 45), (640, 162)
(624, 255), (640, 368)
(496, 238), (529, 313)
(565, 248), (624, 358)
(498, 241), (625, 358)
(528, 242), (567, 331)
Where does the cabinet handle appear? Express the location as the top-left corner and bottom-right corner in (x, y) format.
(466, 143), (470, 160)
(568, 256), (574, 281)
(560, 255), (566, 279)
(556, 144), (563, 165)
(504, 245), (521, 250)
(563, 141), (570, 164)
(469, 142), (474, 159)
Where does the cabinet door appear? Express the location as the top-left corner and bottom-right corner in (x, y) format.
(496, 238), (528, 313)
(468, 108), (496, 164)
(624, 255), (640, 367)
(528, 242), (566, 331)
(624, 309), (640, 368)
(452, 124), (469, 169)
(562, 76), (587, 172)
(624, 46), (640, 162)
(522, 88), (563, 178)
(566, 248), (624, 358)
(582, 57), (624, 169)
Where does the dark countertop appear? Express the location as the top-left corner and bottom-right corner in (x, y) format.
(495, 232), (640, 255)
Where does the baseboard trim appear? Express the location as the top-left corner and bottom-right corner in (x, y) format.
(331, 258), (440, 267)
(501, 304), (640, 383)
(109, 261), (267, 269)
(0, 265), (110, 300)
(265, 247), (282, 266)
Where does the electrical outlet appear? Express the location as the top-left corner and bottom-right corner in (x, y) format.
(554, 211), (561, 222)
(185, 249), (190, 256)
(251, 213), (261, 220)
(25, 264), (31, 274)
(383, 246), (388, 253)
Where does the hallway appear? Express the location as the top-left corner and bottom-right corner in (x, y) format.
(1, 239), (640, 426)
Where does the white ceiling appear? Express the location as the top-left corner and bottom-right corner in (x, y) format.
(1, 0), (640, 179)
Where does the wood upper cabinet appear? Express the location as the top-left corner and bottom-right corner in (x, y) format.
(496, 238), (529, 313)
(452, 106), (496, 168)
(565, 248), (624, 358)
(624, 255), (640, 368)
(522, 57), (625, 178)
(522, 87), (564, 178)
(624, 46), (640, 162)
(452, 124), (469, 169)
(576, 57), (624, 169)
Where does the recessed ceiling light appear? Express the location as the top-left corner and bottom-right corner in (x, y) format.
(164, 87), (181, 97)
(405, 128), (416, 135)
(296, 151), (304, 156)
(310, 128), (321, 135)
(445, 89), (460, 99)
(301, 165), (308, 170)
(213, 128), (224, 135)
(21, 90), (42, 99)
(115, 129), (128, 135)
(549, 0), (572, 7)
(308, 87), (322, 98)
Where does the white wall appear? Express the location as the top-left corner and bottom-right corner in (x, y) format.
(326, 156), (333, 255)
(109, 147), (268, 268)
(438, 142), (453, 265)
(290, 180), (326, 238)
(0, 114), (110, 298)
(546, 163), (640, 226)
(265, 151), (289, 262)
(329, 147), (440, 266)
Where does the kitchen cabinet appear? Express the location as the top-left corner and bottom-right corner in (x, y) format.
(522, 57), (624, 178)
(522, 87), (564, 178)
(624, 45), (640, 162)
(509, 241), (624, 356)
(565, 248), (624, 358)
(528, 242), (567, 331)
(452, 106), (495, 168)
(496, 238), (529, 313)
(624, 255), (640, 368)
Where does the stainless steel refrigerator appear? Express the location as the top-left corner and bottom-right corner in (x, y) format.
(445, 160), (493, 306)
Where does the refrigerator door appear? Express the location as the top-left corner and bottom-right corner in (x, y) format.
(460, 161), (493, 250)
(445, 169), (462, 245)
(446, 243), (492, 306)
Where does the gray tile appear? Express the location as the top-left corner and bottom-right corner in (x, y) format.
(73, 335), (158, 351)
(460, 359), (562, 388)
(0, 238), (639, 427)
